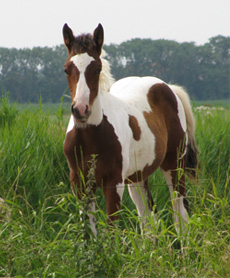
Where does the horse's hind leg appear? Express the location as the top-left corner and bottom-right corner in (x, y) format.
(128, 180), (157, 232)
(161, 159), (188, 234)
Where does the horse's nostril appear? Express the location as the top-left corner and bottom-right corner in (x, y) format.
(71, 104), (74, 113)
(85, 105), (89, 114)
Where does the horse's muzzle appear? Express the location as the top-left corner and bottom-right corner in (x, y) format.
(71, 103), (91, 123)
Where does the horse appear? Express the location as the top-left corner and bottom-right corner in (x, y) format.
(62, 23), (198, 235)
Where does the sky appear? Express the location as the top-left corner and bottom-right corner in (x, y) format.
(1, 0), (230, 49)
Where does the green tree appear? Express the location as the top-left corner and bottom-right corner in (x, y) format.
(0, 36), (229, 102)
(0, 46), (67, 103)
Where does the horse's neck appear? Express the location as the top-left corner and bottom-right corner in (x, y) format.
(87, 89), (104, 126)
(88, 89), (121, 127)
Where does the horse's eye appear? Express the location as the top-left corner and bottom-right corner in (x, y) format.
(95, 67), (101, 75)
(64, 66), (70, 75)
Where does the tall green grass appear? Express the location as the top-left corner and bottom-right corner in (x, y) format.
(0, 95), (230, 277)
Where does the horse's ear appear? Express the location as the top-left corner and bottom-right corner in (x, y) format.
(63, 23), (75, 53)
(93, 24), (104, 54)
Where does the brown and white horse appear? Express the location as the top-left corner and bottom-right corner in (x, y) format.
(62, 23), (198, 235)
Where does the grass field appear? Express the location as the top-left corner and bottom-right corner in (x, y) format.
(0, 94), (230, 277)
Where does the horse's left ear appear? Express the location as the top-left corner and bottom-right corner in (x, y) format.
(93, 24), (104, 54)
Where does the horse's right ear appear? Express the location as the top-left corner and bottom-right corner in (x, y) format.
(63, 23), (75, 53)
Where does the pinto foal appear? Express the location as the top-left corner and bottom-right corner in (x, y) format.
(62, 23), (198, 235)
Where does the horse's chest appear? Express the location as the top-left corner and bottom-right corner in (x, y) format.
(64, 116), (123, 184)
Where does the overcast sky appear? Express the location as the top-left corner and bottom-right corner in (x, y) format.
(1, 0), (230, 49)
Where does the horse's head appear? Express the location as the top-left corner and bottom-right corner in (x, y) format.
(63, 24), (104, 124)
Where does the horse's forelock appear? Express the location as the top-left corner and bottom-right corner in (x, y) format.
(72, 33), (96, 54)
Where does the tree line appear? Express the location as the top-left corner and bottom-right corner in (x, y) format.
(0, 35), (229, 103)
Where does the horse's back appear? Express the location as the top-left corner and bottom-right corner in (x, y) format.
(110, 76), (165, 100)
(110, 77), (186, 135)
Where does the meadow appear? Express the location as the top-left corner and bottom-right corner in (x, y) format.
(0, 94), (230, 277)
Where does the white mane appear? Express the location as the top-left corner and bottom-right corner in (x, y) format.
(99, 50), (115, 93)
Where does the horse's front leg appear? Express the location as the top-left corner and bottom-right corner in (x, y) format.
(103, 182), (125, 224)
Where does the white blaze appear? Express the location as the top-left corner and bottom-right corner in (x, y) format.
(70, 53), (94, 107)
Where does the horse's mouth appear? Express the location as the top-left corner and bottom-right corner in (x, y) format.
(73, 115), (90, 124)
(71, 106), (91, 123)
(72, 111), (91, 124)
(76, 117), (88, 123)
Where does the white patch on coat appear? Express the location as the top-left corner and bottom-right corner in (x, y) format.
(116, 183), (125, 201)
(71, 53), (94, 107)
(107, 77), (165, 179)
(66, 115), (75, 134)
(127, 182), (157, 232)
(127, 182), (151, 218)
(87, 93), (103, 126)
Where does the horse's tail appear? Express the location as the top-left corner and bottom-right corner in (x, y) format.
(170, 85), (198, 177)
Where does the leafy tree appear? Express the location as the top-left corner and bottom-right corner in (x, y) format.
(0, 36), (229, 102)
(0, 46), (67, 103)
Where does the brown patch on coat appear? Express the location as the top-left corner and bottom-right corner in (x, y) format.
(63, 115), (123, 219)
(127, 83), (186, 183)
(64, 60), (80, 100)
(128, 115), (141, 141)
(85, 60), (102, 106)
(146, 83), (188, 202)
(147, 83), (186, 167)
(148, 83), (185, 161)
(64, 115), (123, 191)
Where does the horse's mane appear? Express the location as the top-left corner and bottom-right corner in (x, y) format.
(100, 50), (115, 93)
(72, 34), (115, 93)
